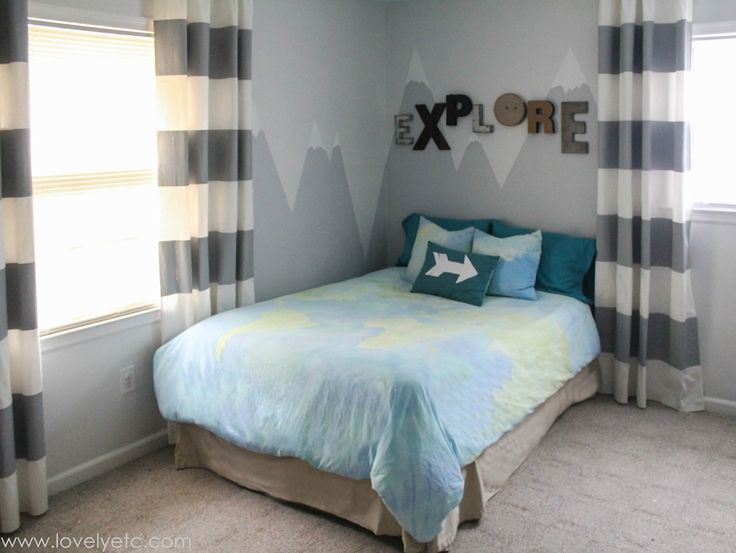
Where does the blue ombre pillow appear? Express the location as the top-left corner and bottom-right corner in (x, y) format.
(491, 219), (596, 304)
(405, 216), (475, 283)
(472, 228), (542, 300)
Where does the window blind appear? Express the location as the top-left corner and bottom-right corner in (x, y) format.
(29, 24), (156, 178)
(28, 23), (160, 333)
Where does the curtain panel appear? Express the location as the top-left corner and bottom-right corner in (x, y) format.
(596, 0), (703, 411)
(154, 0), (254, 345)
(0, 0), (48, 534)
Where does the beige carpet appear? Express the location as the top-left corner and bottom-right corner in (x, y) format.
(12, 396), (736, 552)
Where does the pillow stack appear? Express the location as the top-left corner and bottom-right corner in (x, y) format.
(401, 212), (596, 307)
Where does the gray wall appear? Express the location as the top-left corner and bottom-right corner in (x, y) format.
(381, 0), (599, 262)
(691, 218), (736, 413)
(252, 0), (389, 301)
(694, 0), (736, 23)
(35, 0), (736, 494)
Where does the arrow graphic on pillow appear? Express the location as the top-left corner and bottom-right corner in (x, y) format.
(425, 253), (479, 283)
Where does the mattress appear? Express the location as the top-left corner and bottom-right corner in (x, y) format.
(154, 267), (601, 542)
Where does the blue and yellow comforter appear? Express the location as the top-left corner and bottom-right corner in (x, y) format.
(154, 268), (600, 542)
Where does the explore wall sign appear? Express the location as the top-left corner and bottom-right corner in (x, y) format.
(395, 93), (589, 154)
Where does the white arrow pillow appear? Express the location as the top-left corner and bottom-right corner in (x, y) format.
(405, 216), (475, 283)
(411, 241), (498, 306)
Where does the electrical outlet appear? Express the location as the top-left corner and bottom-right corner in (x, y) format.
(120, 366), (136, 395)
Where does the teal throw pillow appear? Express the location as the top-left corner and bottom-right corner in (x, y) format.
(411, 242), (498, 307)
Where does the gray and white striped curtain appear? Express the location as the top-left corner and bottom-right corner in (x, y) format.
(0, 0), (48, 533)
(154, 0), (254, 344)
(596, 0), (703, 411)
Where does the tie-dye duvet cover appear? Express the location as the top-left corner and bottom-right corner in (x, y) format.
(154, 268), (600, 542)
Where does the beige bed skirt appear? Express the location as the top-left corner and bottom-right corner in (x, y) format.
(175, 360), (600, 552)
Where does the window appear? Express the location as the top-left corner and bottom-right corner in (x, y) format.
(29, 23), (159, 333)
(691, 29), (736, 206)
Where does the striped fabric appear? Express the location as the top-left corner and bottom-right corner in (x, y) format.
(0, 0), (48, 534)
(154, 0), (254, 344)
(596, 0), (703, 411)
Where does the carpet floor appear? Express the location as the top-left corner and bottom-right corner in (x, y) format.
(12, 396), (736, 552)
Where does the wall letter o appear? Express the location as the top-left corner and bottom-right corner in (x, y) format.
(493, 93), (527, 126)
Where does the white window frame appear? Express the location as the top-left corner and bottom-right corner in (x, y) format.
(691, 20), (736, 223)
(28, 4), (161, 337)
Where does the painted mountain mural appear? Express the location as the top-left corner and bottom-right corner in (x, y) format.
(379, 77), (598, 264)
(254, 130), (386, 301)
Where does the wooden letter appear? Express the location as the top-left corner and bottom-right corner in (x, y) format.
(527, 100), (555, 134)
(561, 101), (588, 154)
(493, 93), (527, 126)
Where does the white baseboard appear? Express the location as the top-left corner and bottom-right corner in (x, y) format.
(47, 430), (169, 496)
(704, 396), (736, 418)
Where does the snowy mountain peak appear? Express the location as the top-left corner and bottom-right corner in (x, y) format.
(549, 48), (588, 94)
(407, 47), (428, 85)
(309, 122), (326, 150)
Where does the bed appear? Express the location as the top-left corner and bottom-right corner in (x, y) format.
(154, 267), (601, 551)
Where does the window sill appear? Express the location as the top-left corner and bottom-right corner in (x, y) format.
(691, 205), (736, 226)
(41, 307), (161, 354)
(693, 21), (736, 39)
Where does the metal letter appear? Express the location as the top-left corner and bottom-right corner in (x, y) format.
(395, 114), (414, 145)
(561, 101), (589, 154)
(472, 104), (493, 133)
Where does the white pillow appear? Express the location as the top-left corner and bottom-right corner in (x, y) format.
(404, 216), (475, 282)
